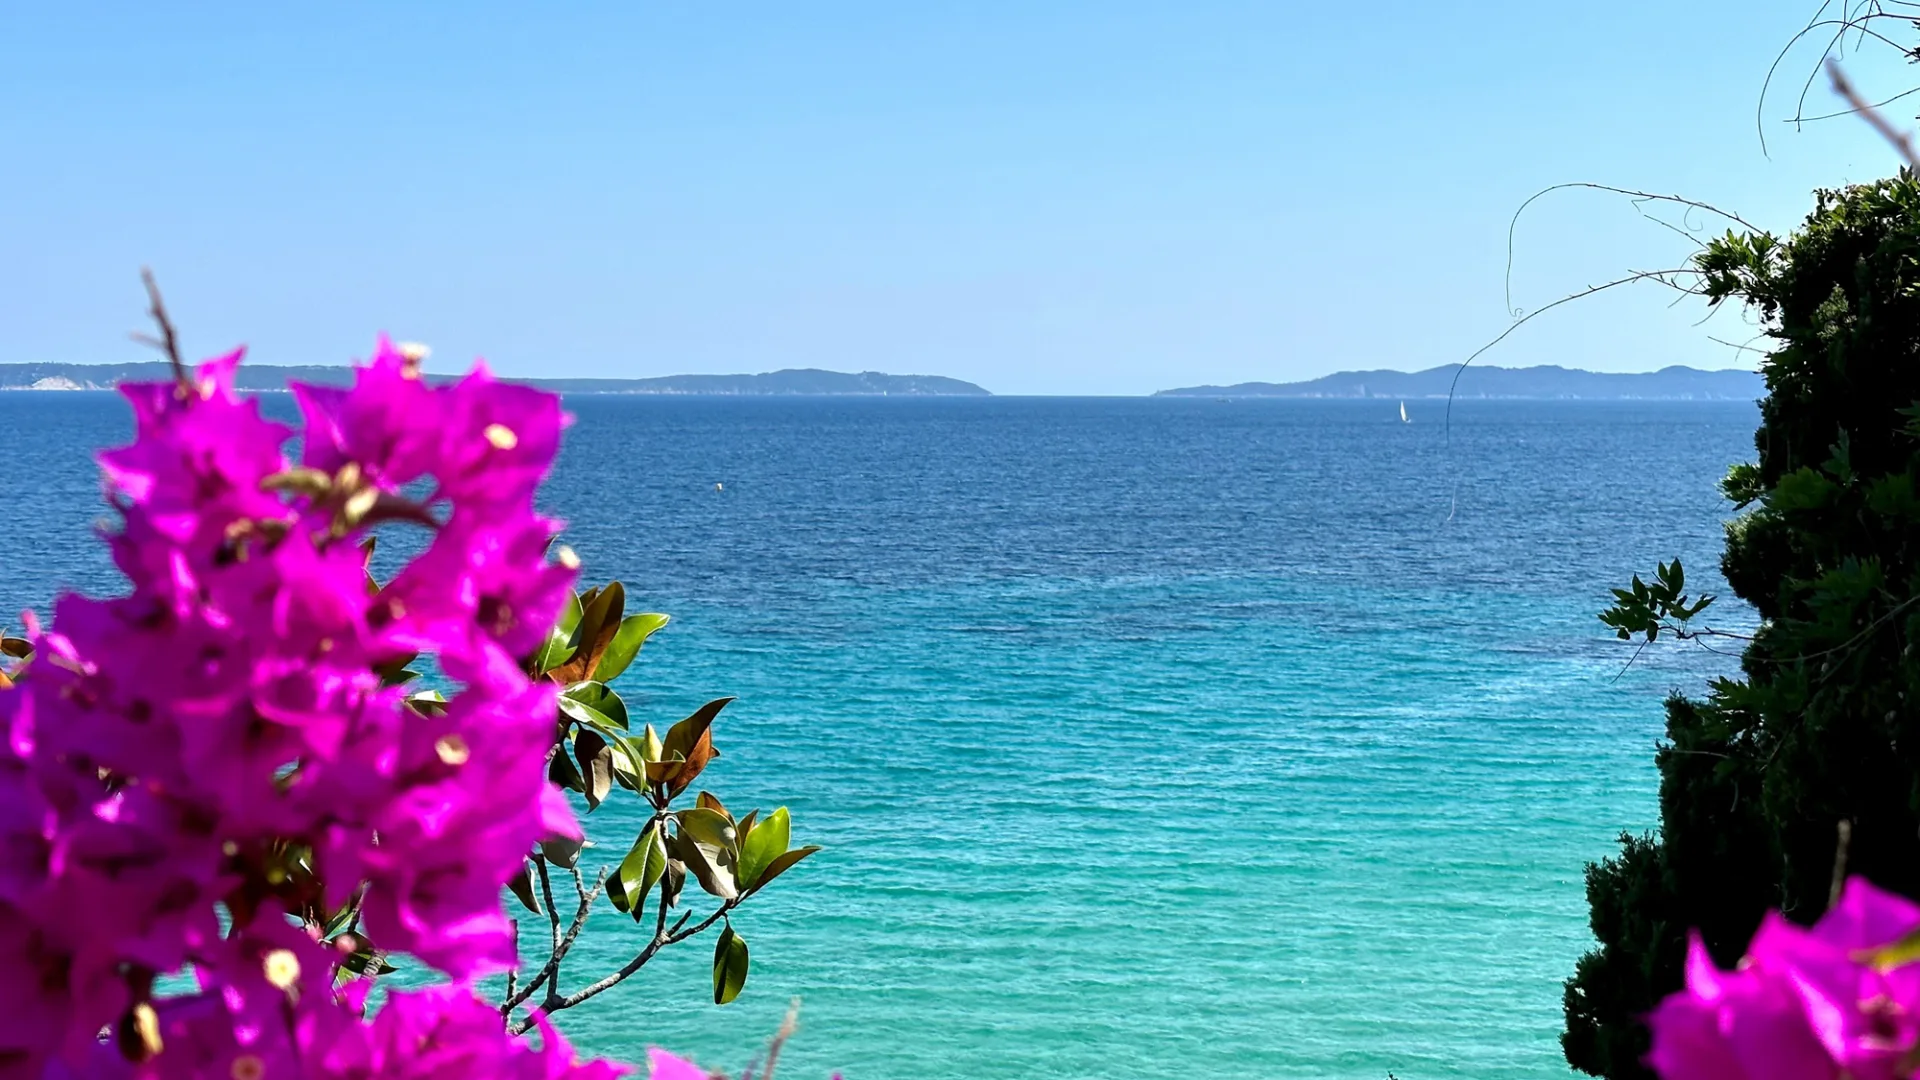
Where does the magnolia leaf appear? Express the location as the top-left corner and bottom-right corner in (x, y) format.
(557, 692), (626, 738)
(540, 834), (584, 869)
(593, 612), (670, 684)
(553, 582), (625, 684)
(506, 861), (542, 914)
(575, 728), (615, 811)
(669, 827), (737, 900)
(0, 637), (33, 659)
(532, 625), (577, 676)
(563, 682), (629, 730)
(696, 791), (729, 816)
(662, 698), (732, 798)
(662, 858), (687, 910)
(712, 925), (749, 1005)
(746, 845), (821, 897)
(548, 747), (585, 793)
(615, 822), (669, 921)
(737, 807), (790, 890)
(677, 806), (738, 856)
(643, 753), (686, 787)
(735, 809), (760, 850)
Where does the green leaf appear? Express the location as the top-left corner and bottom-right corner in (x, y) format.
(532, 625), (577, 676)
(562, 682), (629, 730)
(712, 925), (749, 1005)
(558, 691), (627, 738)
(677, 806), (738, 856)
(746, 845), (821, 896)
(540, 835), (584, 869)
(737, 807), (790, 890)
(506, 861), (542, 914)
(594, 613), (671, 684)
(669, 826), (737, 900)
(614, 822), (669, 920)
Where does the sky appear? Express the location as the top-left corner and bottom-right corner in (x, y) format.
(2, 2), (1915, 395)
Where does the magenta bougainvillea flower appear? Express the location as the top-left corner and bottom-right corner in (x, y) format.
(0, 339), (619, 1077)
(1647, 877), (1920, 1079)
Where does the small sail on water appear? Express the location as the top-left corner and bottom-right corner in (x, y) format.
(1399, 401), (1410, 423)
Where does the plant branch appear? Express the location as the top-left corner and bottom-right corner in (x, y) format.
(1829, 59), (1920, 167)
(1448, 268), (1702, 449)
(132, 268), (192, 392)
(510, 898), (739, 1034)
(504, 864), (606, 1016)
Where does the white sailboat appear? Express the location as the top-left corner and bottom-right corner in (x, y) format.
(1399, 401), (1410, 423)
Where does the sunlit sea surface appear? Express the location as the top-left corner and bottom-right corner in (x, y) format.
(0, 392), (1756, 1079)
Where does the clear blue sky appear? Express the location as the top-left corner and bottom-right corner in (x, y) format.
(2, 2), (1913, 394)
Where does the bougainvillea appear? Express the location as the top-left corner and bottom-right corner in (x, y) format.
(1648, 876), (1920, 1079)
(0, 339), (617, 1076)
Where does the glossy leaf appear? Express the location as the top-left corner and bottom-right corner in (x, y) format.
(670, 826), (737, 900)
(532, 625), (577, 675)
(593, 612), (670, 683)
(712, 925), (749, 1005)
(540, 835), (584, 869)
(547, 746), (585, 793)
(737, 807), (790, 890)
(557, 692), (626, 739)
(575, 728), (615, 810)
(615, 822), (669, 921)
(746, 845), (821, 896)
(662, 858), (687, 910)
(507, 861), (542, 914)
(563, 681), (629, 730)
(1, 637), (34, 659)
(553, 582), (625, 684)
(677, 806), (738, 855)
(696, 791), (729, 816)
(662, 698), (732, 798)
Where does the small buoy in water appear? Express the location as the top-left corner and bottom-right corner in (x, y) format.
(714, 482), (724, 492)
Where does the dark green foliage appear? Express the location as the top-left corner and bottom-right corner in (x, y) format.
(1565, 172), (1920, 1077)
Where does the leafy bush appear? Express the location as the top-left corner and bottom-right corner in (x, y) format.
(1565, 171), (1920, 1077)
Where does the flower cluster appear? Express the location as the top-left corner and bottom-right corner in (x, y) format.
(1648, 876), (1920, 1079)
(0, 340), (616, 1077)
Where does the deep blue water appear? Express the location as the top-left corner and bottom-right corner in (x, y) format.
(0, 393), (1755, 1079)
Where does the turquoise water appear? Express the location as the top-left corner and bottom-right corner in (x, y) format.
(0, 394), (1754, 1078)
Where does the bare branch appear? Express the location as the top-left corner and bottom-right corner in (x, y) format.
(1448, 268), (1703, 448)
(134, 268), (192, 392)
(1829, 59), (1920, 167)
(1506, 184), (1759, 318)
(510, 899), (739, 1034)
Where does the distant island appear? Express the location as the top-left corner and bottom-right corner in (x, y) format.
(0, 363), (992, 396)
(1155, 364), (1763, 400)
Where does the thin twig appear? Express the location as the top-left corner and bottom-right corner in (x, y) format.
(511, 899), (739, 1034)
(132, 268), (192, 392)
(1829, 818), (1854, 911)
(1828, 59), (1920, 167)
(1506, 185), (1759, 317)
(740, 1001), (802, 1080)
(1447, 268), (1702, 449)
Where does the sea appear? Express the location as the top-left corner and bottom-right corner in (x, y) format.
(0, 392), (1757, 1080)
